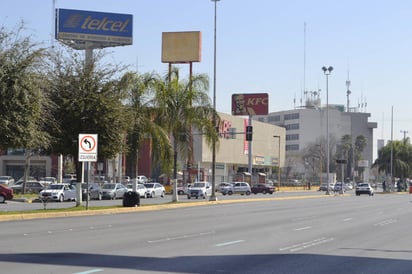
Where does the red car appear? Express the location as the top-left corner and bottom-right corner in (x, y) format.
(0, 184), (14, 203)
(251, 184), (275, 194)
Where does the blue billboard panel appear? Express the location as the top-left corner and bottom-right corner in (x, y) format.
(56, 9), (132, 49)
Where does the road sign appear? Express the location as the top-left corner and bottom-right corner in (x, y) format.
(79, 134), (98, 162)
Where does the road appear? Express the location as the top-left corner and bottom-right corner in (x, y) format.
(2, 190), (323, 211)
(1, 192), (411, 273)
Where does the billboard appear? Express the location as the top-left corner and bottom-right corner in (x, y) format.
(162, 31), (201, 63)
(55, 9), (133, 49)
(232, 93), (269, 116)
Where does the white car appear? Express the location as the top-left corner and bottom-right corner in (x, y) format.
(39, 184), (76, 202)
(187, 181), (212, 199)
(127, 183), (147, 198)
(38, 177), (57, 186)
(144, 182), (165, 198)
(355, 183), (374, 196)
(136, 175), (149, 184)
(0, 176), (14, 185)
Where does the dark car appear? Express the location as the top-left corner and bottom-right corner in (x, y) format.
(10, 181), (45, 194)
(251, 183), (275, 194)
(82, 183), (102, 201)
(0, 184), (13, 203)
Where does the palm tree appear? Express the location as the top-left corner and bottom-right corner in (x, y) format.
(119, 71), (173, 184)
(373, 139), (412, 180)
(153, 67), (219, 201)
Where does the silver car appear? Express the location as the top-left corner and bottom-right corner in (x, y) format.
(101, 183), (128, 200)
(221, 182), (251, 196)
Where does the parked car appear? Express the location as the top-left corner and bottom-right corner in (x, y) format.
(10, 180), (45, 194)
(251, 183), (275, 194)
(344, 182), (353, 190)
(188, 181), (212, 199)
(101, 183), (128, 200)
(144, 182), (166, 198)
(319, 183), (334, 191)
(126, 183), (147, 198)
(174, 183), (191, 195)
(132, 175), (148, 184)
(216, 182), (232, 193)
(0, 184), (14, 203)
(38, 177), (57, 186)
(0, 176), (14, 185)
(39, 184), (76, 202)
(356, 183), (374, 196)
(63, 174), (77, 184)
(221, 182), (251, 196)
(81, 183), (102, 201)
(333, 182), (345, 192)
(121, 176), (131, 184)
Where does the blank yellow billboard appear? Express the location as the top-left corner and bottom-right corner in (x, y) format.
(162, 31), (201, 63)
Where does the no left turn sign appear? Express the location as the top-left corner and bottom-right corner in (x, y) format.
(79, 134), (98, 162)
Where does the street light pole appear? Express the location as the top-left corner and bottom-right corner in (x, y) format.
(273, 135), (281, 191)
(210, 0), (220, 201)
(322, 66), (333, 195)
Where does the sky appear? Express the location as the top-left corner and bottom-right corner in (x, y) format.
(2, 0), (412, 158)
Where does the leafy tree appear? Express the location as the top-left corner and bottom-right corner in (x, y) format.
(45, 47), (129, 176)
(0, 24), (53, 193)
(0, 24), (51, 150)
(373, 139), (412, 180)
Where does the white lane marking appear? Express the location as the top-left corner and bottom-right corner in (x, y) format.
(294, 226), (311, 231)
(148, 231), (215, 243)
(216, 240), (245, 247)
(343, 218), (352, 221)
(279, 237), (334, 252)
(74, 269), (103, 274)
(374, 219), (397, 226)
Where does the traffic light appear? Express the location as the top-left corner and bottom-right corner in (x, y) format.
(246, 126), (253, 141)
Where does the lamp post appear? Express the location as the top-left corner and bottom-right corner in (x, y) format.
(210, 0), (220, 201)
(322, 66), (333, 195)
(273, 135), (281, 191)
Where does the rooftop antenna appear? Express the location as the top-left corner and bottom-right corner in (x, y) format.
(346, 68), (351, 112)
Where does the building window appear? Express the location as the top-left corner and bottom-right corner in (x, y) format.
(268, 115), (280, 122)
(286, 144), (299, 151)
(286, 134), (299, 141)
(284, 113), (299, 120)
(285, 123), (299, 130)
(257, 117), (265, 122)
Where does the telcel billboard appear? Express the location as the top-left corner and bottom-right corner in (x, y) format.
(232, 93), (269, 116)
(56, 9), (133, 49)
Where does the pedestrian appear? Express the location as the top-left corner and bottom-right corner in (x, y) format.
(382, 180), (386, 192)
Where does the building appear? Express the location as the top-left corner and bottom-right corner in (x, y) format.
(176, 112), (286, 185)
(254, 100), (377, 181)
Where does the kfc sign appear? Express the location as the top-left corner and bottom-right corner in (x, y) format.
(232, 93), (269, 116)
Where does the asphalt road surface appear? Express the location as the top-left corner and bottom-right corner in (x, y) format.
(1, 192), (412, 273)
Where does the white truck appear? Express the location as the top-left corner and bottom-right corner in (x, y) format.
(187, 181), (212, 199)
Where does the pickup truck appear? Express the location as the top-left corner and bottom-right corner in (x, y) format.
(187, 182), (212, 199)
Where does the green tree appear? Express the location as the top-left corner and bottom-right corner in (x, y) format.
(0, 24), (52, 193)
(153, 67), (219, 184)
(119, 71), (173, 178)
(0, 24), (51, 150)
(45, 47), (129, 176)
(373, 139), (412, 180)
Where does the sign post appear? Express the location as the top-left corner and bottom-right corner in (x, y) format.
(78, 134), (98, 208)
